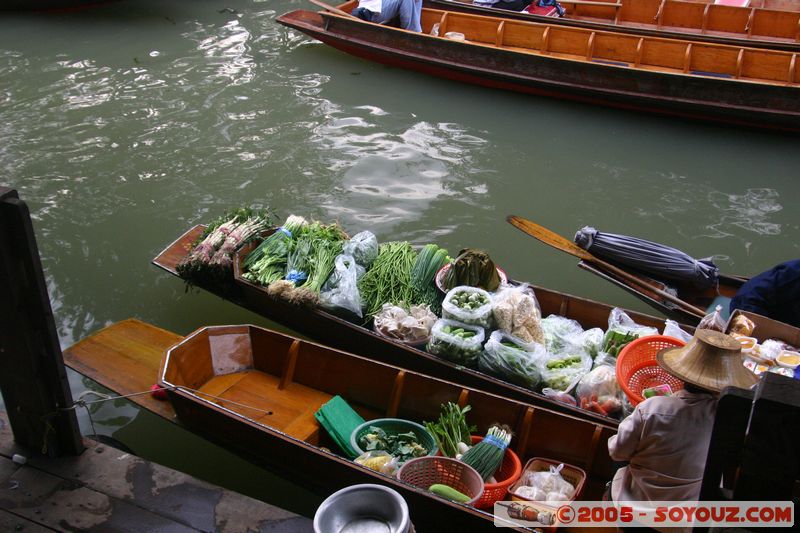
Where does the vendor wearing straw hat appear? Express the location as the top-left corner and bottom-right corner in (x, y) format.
(607, 329), (757, 505)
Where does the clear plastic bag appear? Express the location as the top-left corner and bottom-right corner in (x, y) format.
(698, 305), (725, 332)
(581, 328), (605, 359)
(519, 463), (576, 502)
(663, 319), (693, 343)
(342, 231), (379, 269)
(539, 351), (592, 393)
(491, 283), (544, 344)
(479, 330), (545, 389)
(354, 450), (400, 476)
(442, 286), (494, 328)
(320, 254), (364, 318)
(576, 365), (622, 417)
(542, 387), (577, 407)
(602, 308), (659, 357)
(541, 315), (585, 355)
(426, 318), (485, 367)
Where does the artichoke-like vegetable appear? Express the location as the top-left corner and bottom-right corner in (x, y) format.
(443, 248), (501, 292)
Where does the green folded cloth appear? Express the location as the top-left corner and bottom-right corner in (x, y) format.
(315, 395), (365, 459)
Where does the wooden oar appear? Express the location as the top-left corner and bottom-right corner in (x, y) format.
(506, 215), (707, 318)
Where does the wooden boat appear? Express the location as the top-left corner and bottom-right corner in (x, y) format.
(276, 4), (800, 132)
(154, 225), (681, 428)
(158, 322), (615, 531)
(63, 318), (618, 531)
(426, 0), (800, 51)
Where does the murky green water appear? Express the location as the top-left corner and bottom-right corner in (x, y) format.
(2, 0), (799, 517)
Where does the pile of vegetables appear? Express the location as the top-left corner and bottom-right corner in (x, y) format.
(358, 426), (429, 462)
(358, 241), (417, 318)
(460, 425), (512, 481)
(243, 215), (307, 286)
(424, 402), (475, 459)
(441, 248), (501, 292)
(410, 244), (450, 314)
(177, 208), (272, 288)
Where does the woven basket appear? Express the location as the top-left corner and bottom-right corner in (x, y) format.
(508, 457), (586, 504)
(398, 456), (484, 506)
(468, 435), (522, 509)
(616, 335), (686, 406)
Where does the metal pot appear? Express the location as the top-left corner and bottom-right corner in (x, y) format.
(313, 483), (410, 533)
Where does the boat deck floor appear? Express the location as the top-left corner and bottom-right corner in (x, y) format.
(197, 370), (331, 444)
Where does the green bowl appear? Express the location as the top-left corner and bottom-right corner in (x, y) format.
(350, 418), (438, 459)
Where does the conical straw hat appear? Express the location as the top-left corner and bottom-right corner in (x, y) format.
(656, 329), (758, 393)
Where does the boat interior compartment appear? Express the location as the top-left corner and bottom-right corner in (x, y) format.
(160, 324), (617, 484)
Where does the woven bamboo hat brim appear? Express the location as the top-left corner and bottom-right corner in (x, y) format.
(656, 329), (758, 393)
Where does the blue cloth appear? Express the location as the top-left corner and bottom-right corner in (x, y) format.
(351, 0), (422, 32)
(729, 259), (800, 328)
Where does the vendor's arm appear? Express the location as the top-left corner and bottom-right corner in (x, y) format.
(607, 408), (643, 462)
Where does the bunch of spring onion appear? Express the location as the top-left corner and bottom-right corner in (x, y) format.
(460, 425), (512, 481)
(410, 243), (450, 314)
(358, 241), (418, 319)
(243, 215), (308, 286)
(424, 402), (475, 459)
(177, 208), (272, 288)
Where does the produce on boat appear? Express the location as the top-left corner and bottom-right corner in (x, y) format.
(176, 208), (272, 288)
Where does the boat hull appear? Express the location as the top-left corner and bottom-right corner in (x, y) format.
(154, 225), (681, 429)
(277, 10), (800, 132)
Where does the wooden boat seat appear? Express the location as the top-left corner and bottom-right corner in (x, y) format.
(197, 369), (331, 444)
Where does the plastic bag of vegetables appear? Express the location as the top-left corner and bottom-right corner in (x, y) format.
(320, 254), (365, 318)
(491, 283), (544, 344)
(342, 231), (379, 269)
(541, 315), (586, 355)
(575, 365), (623, 417)
(602, 308), (659, 357)
(442, 286), (493, 328)
(479, 330), (544, 389)
(426, 318), (486, 367)
(538, 351), (592, 393)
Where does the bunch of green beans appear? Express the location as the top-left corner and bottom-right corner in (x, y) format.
(358, 241), (418, 318)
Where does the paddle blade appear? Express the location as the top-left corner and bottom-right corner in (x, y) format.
(506, 215), (593, 261)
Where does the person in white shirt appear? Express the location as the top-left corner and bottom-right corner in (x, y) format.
(607, 329), (757, 506)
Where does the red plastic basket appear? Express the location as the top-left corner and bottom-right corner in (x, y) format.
(398, 456), (484, 505)
(616, 335), (686, 406)
(469, 435), (523, 509)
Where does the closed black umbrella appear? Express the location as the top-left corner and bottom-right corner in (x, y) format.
(574, 226), (719, 290)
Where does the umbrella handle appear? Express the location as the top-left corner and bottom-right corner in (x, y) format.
(506, 215), (708, 319)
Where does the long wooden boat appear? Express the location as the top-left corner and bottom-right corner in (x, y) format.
(276, 4), (800, 132)
(153, 225), (681, 428)
(63, 318), (618, 532)
(426, 0), (800, 51)
(161, 323), (615, 531)
(576, 259), (747, 324)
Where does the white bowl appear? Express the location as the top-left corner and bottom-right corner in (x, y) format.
(776, 350), (800, 369)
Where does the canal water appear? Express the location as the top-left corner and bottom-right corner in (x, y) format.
(2, 0), (799, 517)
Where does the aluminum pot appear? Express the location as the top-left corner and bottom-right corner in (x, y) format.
(313, 483), (411, 533)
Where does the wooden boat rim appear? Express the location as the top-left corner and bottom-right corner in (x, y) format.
(160, 323), (618, 428)
(294, 7), (800, 90)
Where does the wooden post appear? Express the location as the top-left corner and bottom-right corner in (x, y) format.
(0, 186), (83, 456)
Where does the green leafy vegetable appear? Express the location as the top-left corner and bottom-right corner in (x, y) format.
(424, 403), (476, 458)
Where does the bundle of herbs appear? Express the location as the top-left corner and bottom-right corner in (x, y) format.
(423, 402), (476, 459)
(266, 220), (347, 306)
(410, 243), (450, 314)
(358, 241), (418, 319)
(177, 208), (272, 289)
(460, 424), (513, 481)
(243, 214), (308, 286)
(442, 248), (501, 292)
